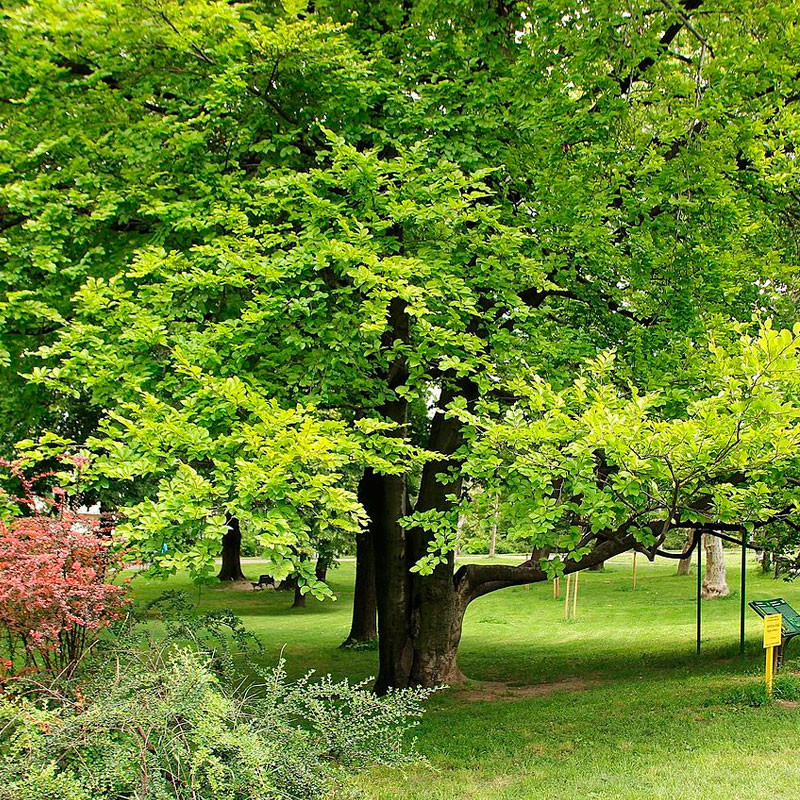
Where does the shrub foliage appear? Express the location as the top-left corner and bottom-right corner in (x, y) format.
(0, 597), (436, 800)
(0, 460), (129, 675)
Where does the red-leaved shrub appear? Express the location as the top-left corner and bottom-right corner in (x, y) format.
(0, 459), (130, 676)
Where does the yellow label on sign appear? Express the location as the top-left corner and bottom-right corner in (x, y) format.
(763, 614), (782, 648)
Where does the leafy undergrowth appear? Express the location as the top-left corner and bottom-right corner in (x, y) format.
(0, 598), (436, 800)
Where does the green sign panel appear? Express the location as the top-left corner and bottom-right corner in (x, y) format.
(749, 598), (800, 639)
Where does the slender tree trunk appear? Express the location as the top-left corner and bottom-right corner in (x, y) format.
(761, 550), (772, 574)
(701, 534), (730, 598)
(217, 516), (247, 582)
(343, 532), (378, 646)
(455, 510), (465, 557)
(373, 470), (416, 691)
(676, 533), (693, 575)
(342, 472), (379, 647)
(315, 553), (330, 584)
(292, 583), (306, 608)
(488, 494), (499, 557)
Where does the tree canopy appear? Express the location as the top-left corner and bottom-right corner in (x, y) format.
(3, 0), (800, 686)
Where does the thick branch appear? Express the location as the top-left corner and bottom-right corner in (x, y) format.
(616, 0), (703, 97)
(457, 534), (638, 603)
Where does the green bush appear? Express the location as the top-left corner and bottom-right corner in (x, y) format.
(774, 672), (800, 701)
(0, 601), (437, 800)
(721, 680), (772, 707)
(718, 672), (800, 707)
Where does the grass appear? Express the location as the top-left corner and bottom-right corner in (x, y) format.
(131, 553), (800, 799)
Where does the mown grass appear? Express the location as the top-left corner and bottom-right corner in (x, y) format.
(131, 553), (800, 799)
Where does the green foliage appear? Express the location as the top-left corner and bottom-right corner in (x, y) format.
(773, 671), (800, 701)
(720, 680), (773, 708)
(433, 324), (800, 575)
(94, 381), (373, 584)
(3, 0), (800, 576)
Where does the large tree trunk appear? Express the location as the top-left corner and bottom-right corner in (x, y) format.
(589, 561), (605, 571)
(374, 383), (470, 692)
(342, 472), (379, 648)
(217, 516), (247, 582)
(701, 534), (730, 598)
(408, 552), (467, 688)
(676, 533), (693, 576)
(370, 299), (473, 692)
(372, 506), (466, 691)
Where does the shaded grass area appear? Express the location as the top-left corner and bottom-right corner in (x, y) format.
(131, 554), (800, 799)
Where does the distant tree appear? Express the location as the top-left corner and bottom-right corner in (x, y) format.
(701, 535), (730, 599)
(218, 515), (247, 582)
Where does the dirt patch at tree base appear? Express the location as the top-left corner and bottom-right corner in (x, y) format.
(213, 580), (260, 591)
(457, 677), (599, 702)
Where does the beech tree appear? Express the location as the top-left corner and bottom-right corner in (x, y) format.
(4, 0), (800, 689)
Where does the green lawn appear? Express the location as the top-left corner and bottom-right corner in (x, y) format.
(131, 554), (800, 799)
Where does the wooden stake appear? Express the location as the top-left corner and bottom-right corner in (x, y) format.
(564, 574), (572, 620)
(572, 570), (580, 619)
(632, 551), (638, 590)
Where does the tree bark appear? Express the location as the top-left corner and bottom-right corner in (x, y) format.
(701, 534), (730, 598)
(676, 533), (693, 575)
(315, 553), (330, 584)
(761, 550), (772, 574)
(342, 471), (379, 647)
(373, 501), (467, 691)
(292, 582), (306, 608)
(408, 552), (467, 688)
(372, 469), (415, 692)
(589, 561), (605, 571)
(217, 516), (247, 582)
